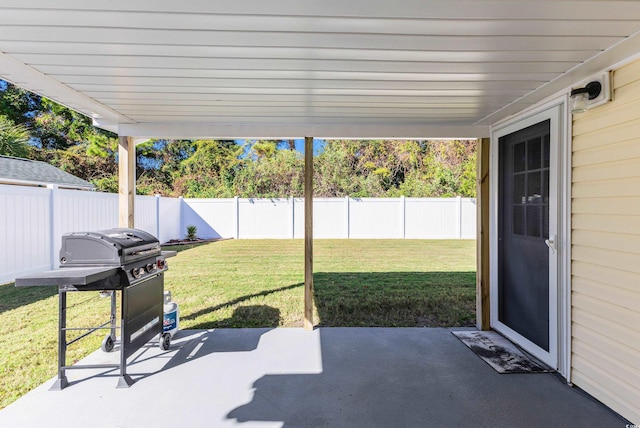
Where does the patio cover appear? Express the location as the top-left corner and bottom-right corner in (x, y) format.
(3, 0), (640, 331)
(1, 1), (640, 139)
(2, 3), (640, 413)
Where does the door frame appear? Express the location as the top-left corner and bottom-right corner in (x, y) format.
(489, 97), (571, 376)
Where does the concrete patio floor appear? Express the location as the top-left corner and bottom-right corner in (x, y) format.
(0, 328), (627, 428)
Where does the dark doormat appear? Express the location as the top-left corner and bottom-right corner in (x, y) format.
(452, 330), (552, 374)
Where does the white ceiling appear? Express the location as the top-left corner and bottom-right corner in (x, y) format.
(1, 0), (640, 139)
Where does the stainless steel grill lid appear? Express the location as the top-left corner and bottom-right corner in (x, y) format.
(59, 228), (161, 267)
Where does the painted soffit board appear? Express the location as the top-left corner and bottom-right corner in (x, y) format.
(1, 1), (640, 138)
(478, 30), (640, 126)
(0, 52), (132, 130)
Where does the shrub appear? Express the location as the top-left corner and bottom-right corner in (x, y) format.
(186, 225), (198, 241)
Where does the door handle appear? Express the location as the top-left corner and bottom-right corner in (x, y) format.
(545, 235), (557, 253)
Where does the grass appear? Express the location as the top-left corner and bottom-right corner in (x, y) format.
(0, 239), (476, 409)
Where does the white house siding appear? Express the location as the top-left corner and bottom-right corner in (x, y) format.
(572, 59), (640, 423)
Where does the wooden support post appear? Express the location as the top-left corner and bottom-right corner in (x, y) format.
(476, 137), (491, 330)
(304, 136), (314, 330)
(118, 136), (135, 228)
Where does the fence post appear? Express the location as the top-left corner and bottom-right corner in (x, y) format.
(155, 194), (161, 241)
(234, 196), (240, 239)
(400, 196), (406, 239)
(47, 184), (58, 269)
(291, 196), (295, 239)
(345, 196), (350, 239)
(178, 196), (184, 240)
(456, 196), (462, 239)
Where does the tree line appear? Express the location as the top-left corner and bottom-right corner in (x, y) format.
(0, 80), (476, 198)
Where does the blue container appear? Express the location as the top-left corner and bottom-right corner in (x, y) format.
(163, 304), (178, 334)
(162, 291), (179, 338)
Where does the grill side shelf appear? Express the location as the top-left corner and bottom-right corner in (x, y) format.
(15, 267), (121, 287)
(161, 250), (177, 259)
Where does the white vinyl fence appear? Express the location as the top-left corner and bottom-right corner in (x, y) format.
(183, 196), (476, 240)
(0, 184), (181, 284)
(0, 184), (475, 284)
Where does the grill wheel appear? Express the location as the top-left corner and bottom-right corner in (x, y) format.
(101, 335), (115, 353)
(160, 333), (171, 351)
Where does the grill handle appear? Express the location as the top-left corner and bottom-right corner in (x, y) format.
(130, 247), (160, 257)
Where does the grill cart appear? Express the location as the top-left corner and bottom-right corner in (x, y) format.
(16, 228), (176, 390)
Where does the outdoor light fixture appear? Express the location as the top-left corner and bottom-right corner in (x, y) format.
(570, 81), (602, 114)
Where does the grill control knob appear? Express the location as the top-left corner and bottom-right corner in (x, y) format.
(157, 259), (165, 269)
(131, 267), (144, 279)
(146, 263), (156, 273)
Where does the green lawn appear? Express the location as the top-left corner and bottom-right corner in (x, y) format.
(0, 239), (476, 409)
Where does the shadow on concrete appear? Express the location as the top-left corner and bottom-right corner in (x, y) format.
(226, 328), (628, 427)
(71, 305), (279, 387)
(0, 328), (630, 427)
(146, 305), (279, 372)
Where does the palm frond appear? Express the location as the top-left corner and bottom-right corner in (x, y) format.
(0, 115), (30, 157)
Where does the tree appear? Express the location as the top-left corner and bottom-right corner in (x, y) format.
(314, 140), (425, 197)
(0, 115), (30, 157)
(1, 79), (120, 152)
(314, 141), (362, 196)
(234, 149), (304, 197)
(0, 80), (40, 127)
(171, 140), (242, 197)
(32, 98), (97, 150)
(421, 140), (477, 197)
(249, 140), (278, 159)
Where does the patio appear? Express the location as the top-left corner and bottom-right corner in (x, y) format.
(0, 328), (626, 427)
(1, 2), (640, 423)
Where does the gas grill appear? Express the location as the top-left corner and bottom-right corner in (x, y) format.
(16, 228), (176, 390)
